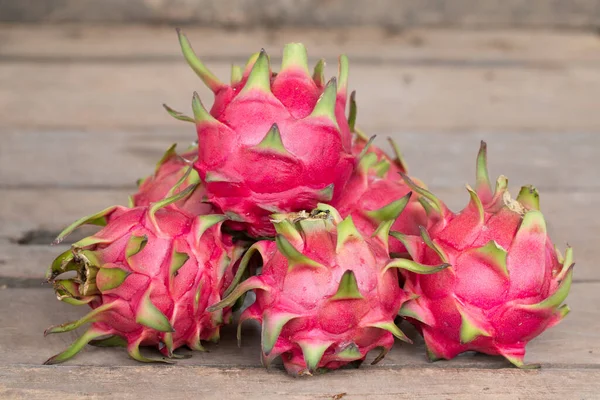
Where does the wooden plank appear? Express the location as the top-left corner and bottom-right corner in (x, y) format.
(0, 189), (127, 240)
(2, 189), (596, 276)
(1, 191), (595, 279)
(0, 188), (595, 280)
(0, 244), (66, 281)
(1, 63), (600, 132)
(0, 287), (445, 367)
(0, 185), (595, 279)
(0, 281), (597, 367)
(2, 26), (600, 64)
(2, 2), (600, 30)
(1, 366), (599, 400)
(1, 25), (597, 399)
(1, 131), (597, 189)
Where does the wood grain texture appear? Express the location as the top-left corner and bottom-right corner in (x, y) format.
(0, 188), (595, 279)
(1, 64), (600, 133)
(1, 284), (598, 367)
(0, 366), (598, 399)
(0, 25), (596, 397)
(1, 27), (600, 133)
(1, 131), (597, 189)
(2, 1), (600, 29)
(3, 26), (600, 63)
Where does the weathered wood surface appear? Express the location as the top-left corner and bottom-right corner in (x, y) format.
(3, 26), (600, 63)
(2, 130), (596, 281)
(2, 64), (599, 133)
(0, 25), (597, 398)
(2, 283), (598, 367)
(1, 188), (596, 281)
(2, 27), (600, 132)
(1, 366), (599, 400)
(1, 131), (597, 190)
(3, 1), (600, 30)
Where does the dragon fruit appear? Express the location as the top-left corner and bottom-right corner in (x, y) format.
(347, 91), (408, 179)
(130, 143), (212, 216)
(332, 148), (429, 256)
(167, 31), (356, 237)
(207, 205), (447, 376)
(44, 186), (244, 364)
(394, 142), (574, 368)
(331, 100), (428, 255)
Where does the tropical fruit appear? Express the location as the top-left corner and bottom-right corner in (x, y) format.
(44, 187), (244, 364)
(208, 205), (446, 375)
(131, 143), (211, 216)
(394, 142), (574, 367)
(167, 31), (356, 237)
(335, 135), (428, 255)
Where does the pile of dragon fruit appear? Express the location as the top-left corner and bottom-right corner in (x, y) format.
(43, 30), (574, 376)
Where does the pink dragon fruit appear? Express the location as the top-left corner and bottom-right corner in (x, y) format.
(332, 148), (429, 256)
(331, 99), (429, 255)
(394, 141), (574, 368)
(207, 205), (446, 376)
(347, 91), (409, 179)
(131, 143), (212, 216)
(44, 186), (245, 364)
(167, 31), (356, 237)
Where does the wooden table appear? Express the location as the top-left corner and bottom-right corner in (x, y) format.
(1, 25), (599, 399)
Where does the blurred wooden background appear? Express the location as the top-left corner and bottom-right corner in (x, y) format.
(2, 0), (600, 29)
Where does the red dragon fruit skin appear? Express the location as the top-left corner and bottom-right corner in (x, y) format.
(44, 186), (245, 364)
(131, 143), (212, 217)
(333, 140), (429, 255)
(167, 31), (356, 237)
(347, 90), (409, 180)
(207, 205), (448, 376)
(393, 142), (574, 368)
(328, 92), (429, 255)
